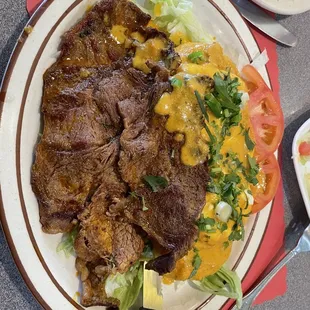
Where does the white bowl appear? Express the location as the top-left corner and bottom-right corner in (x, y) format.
(252, 0), (310, 15)
(293, 118), (310, 219)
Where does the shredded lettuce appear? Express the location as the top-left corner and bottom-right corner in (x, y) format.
(191, 265), (243, 308)
(56, 225), (79, 257)
(132, 0), (214, 44)
(105, 262), (143, 310)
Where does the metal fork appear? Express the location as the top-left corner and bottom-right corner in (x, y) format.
(232, 224), (310, 310)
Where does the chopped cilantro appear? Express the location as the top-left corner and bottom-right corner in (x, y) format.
(188, 51), (205, 64)
(213, 72), (241, 110)
(211, 167), (222, 173)
(196, 215), (216, 232)
(192, 70), (255, 244)
(244, 128), (255, 151)
(207, 183), (221, 194)
(220, 222), (228, 233)
(170, 77), (183, 88)
(195, 90), (208, 121)
(223, 241), (230, 249)
(189, 248), (202, 278)
(225, 173), (241, 184)
(203, 70), (243, 134)
(244, 155), (259, 185)
(195, 91), (215, 143)
(143, 175), (169, 192)
(205, 93), (222, 118)
(228, 225), (244, 241)
(224, 109), (230, 118)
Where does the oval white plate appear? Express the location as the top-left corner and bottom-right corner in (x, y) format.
(293, 118), (310, 218)
(0, 0), (273, 309)
(252, 0), (310, 15)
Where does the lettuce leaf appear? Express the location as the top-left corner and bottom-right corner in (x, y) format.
(132, 0), (214, 44)
(105, 262), (143, 310)
(191, 265), (243, 308)
(56, 225), (79, 257)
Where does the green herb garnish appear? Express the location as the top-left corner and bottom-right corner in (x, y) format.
(205, 93), (222, 118)
(228, 224), (244, 241)
(188, 51), (205, 63)
(204, 70), (243, 137)
(195, 90), (208, 121)
(189, 248), (202, 278)
(143, 175), (169, 192)
(220, 222), (228, 233)
(196, 215), (216, 232)
(213, 73), (241, 112)
(223, 241), (230, 249)
(244, 155), (259, 185)
(195, 91), (215, 143)
(244, 128), (255, 151)
(170, 77), (183, 88)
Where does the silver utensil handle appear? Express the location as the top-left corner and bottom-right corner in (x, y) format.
(236, 248), (298, 310)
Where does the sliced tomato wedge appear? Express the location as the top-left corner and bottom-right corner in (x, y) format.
(251, 153), (281, 214)
(299, 141), (310, 156)
(242, 65), (284, 159)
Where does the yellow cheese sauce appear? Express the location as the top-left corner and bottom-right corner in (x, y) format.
(155, 41), (266, 284)
(110, 25), (128, 44)
(155, 42), (248, 166)
(162, 109), (255, 284)
(130, 31), (265, 282)
(176, 42), (247, 91)
(155, 74), (212, 166)
(133, 37), (166, 73)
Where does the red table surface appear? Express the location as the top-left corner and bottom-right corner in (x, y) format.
(26, 0), (287, 307)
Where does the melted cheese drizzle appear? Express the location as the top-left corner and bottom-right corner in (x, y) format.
(110, 25), (128, 44)
(155, 74), (212, 166)
(162, 109), (260, 283)
(156, 42), (265, 283)
(156, 42), (247, 166)
(133, 37), (166, 73)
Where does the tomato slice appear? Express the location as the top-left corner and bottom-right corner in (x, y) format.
(299, 141), (310, 156)
(242, 65), (284, 159)
(251, 153), (280, 213)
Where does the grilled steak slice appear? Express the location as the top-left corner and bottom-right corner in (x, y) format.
(119, 116), (209, 274)
(74, 169), (144, 307)
(75, 174), (144, 274)
(76, 257), (120, 308)
(34, 62), (171, 233)
(59, 0), (150, 67)
(32, 140), (119, 233)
